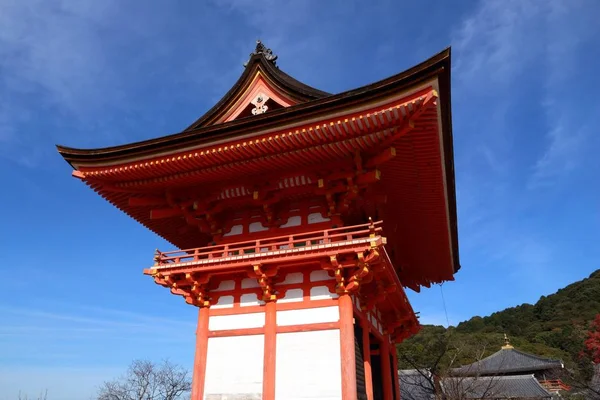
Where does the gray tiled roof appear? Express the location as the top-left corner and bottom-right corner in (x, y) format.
(441, 374), (553, 399)
(399, 369), (434, 400)
(399, 370), (553, 399)
(452, 348), (564, 376)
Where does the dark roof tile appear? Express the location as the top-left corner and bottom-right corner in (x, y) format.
(453, 348), (564, 376)
(442, 374), (553, 399)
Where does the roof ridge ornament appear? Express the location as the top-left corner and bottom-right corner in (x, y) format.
(244, 40), (278, 67)
(502, 333), (514, 349)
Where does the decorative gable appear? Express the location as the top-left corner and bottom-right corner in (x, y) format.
(183, 40), (330, 131)
(220, 73), (292, 123)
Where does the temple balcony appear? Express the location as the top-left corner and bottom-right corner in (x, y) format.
(145, 221), (385, 274)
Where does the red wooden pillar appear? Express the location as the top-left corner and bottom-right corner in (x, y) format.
(361, 318), (374, 400)
(392, 343), (401, 400)
(263, 300), (277, 400)
(191, 306), (210, 400)
(381, 336), (393, 400)
(339, 293), (358, 400)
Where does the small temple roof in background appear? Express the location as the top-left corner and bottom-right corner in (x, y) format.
(442, 375), (553, 399)
(399, 370), (553, 399)
(452, 345), (564, 376)
(399, 369), (434, 400)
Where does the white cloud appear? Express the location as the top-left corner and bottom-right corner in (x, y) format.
(452, 0), (599, 189)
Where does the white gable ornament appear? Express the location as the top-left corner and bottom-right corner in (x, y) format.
(251, 93), (270, 115)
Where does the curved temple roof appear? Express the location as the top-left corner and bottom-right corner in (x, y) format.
(56, 42), (460, 291)
(452, 347), (564, 376)
(399, 370), (553, 400)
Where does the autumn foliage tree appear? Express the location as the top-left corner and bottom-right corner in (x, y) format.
(584, 314), (600, 364)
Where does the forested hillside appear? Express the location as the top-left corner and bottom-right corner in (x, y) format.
(396, 269), (600, 381)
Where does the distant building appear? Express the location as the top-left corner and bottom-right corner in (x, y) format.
(452, 335), (569, 395)
(399, 369), (553, 400)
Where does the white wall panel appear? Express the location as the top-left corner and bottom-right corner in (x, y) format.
(310, 270), (332, 282)
(308, 212), (330, 224)
(280, 215), (301, 227)
(209, 312), (264, 331)
(275, 330), (342, 400)
(241, 278), (260, 289)
(212, 295), (234, 309)
(282, 272), (304, 284)
(310, 285), (338, 300)
(277, 306), (339, 326)
(240, 293), (263, 307)
(213, 280), (235, 291)
(279, 288), (304, 303)
(204, 335), (263, 400)
(248, 221), (268, 233)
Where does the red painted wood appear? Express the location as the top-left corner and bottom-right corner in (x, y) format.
(392, 346), (401, 400)
(208, 298), (339, 316)
(277, 321), (339, 333)
(263, 301), (276, 400)
(208, 327), (264, 337)
(381, 337), (393, 400)
(207, 320), (341, 338)
(361, 317), (375, 400)
(191, 307), (209, 400)
(339, 293), (358, 400)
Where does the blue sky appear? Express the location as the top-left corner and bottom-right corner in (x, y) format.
(1, 0), (599, 398)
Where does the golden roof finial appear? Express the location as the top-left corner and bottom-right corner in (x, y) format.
(502, 333), (514, 349)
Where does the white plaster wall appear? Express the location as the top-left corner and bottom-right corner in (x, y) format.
(278, 288), (304, 303)
(240, 293), (263, 307)
(213, 280), (235, 291)
(310, 285), (338, 300)
(280, 215), (301, 228)
(204, 335), (264, 400)
(282, 272), (304, 284)
(212, 295), (234, 309)
(275, 330), (342, 400)
(223, 224), (243, 237)
(209, 312), (264, 331)
(241, 278), (260, 289)
(248, 221), (268, 233)
(310, 270), (332, 282)
(276, 306), (339, 326)
(308, 212), (330, 224)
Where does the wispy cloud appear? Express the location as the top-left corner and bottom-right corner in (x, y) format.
(0, 366), (122, 400)
(452, 0), (599, 189)
(438, 0), (600, 317)
(0, 302), (195, 367)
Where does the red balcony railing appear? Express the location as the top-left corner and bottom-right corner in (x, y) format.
(539, 380), (571, 392)
(151, 220), (383, 269)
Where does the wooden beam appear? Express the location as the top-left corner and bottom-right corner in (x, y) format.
(339, 294), (358, 400)
(381, 337), (393, 400)
(365, 148), (396, 168)
(150, 207), (182, 219)
(129, 196), (167, 207)
(356, 170), (381, 185)
(361, 317), (375, 400)
(262, 301), (276, 400)
(190, 307), (210, 400)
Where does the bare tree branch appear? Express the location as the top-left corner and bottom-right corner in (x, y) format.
(97, 359), (191, 400)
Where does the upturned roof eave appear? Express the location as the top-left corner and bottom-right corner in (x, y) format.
(55, 47), (452, 164)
